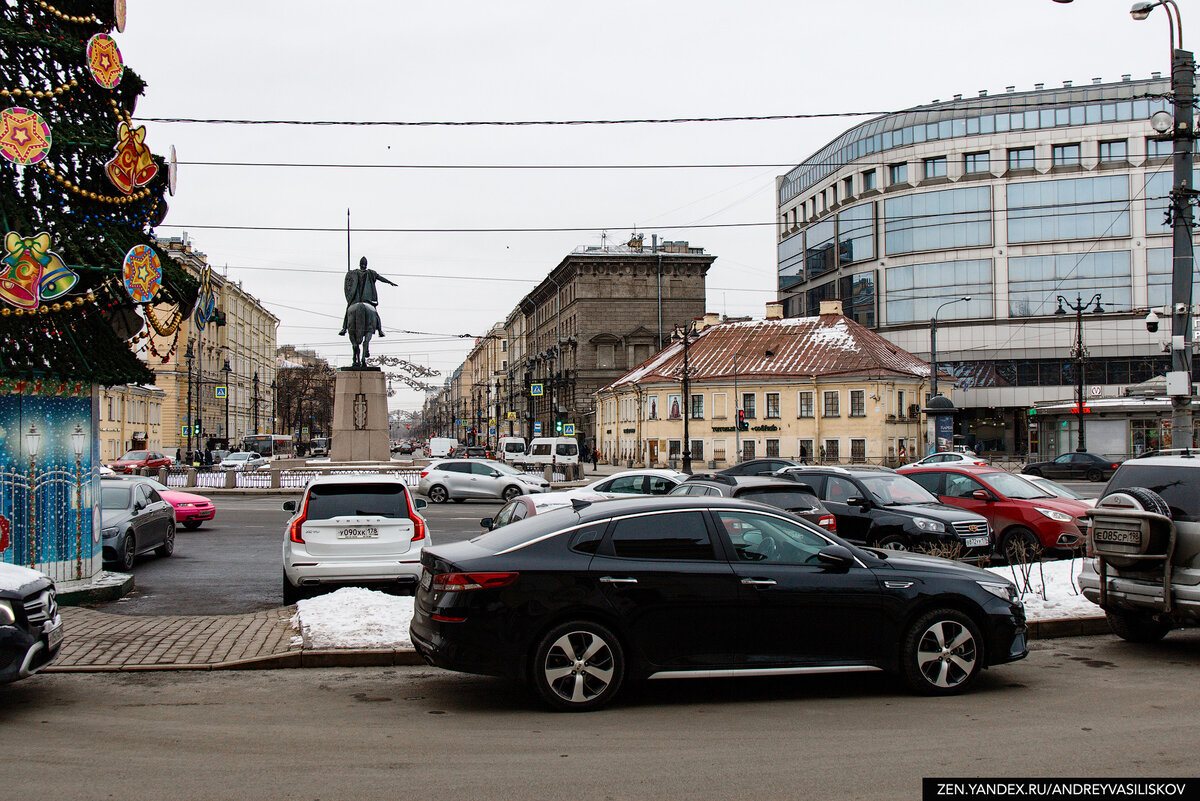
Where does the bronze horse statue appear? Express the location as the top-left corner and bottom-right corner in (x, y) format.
(341, 257), (395, 369)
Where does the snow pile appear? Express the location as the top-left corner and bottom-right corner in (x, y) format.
(809, 318), (860, 352)
(291, 587), (416, 649)
(986, 558), (1100, 622)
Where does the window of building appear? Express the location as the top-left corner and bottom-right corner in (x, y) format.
(609, 512), (713, 561)
(712, 392), (727, 419)
(1008, 251), (1132, 316)
(1052, 143), (1081, 166)
(839, 271), (877, 328)
(883, 186), (991, 256)
(798, 391), (814, 418)
(713, 439), (726, 463)
(823, 439), (840, 462)
(964, 151), (990, 174)
(1007, 175), (1129, 243)
(799, 439), (814, 461)
(766, 439), (780, 458)
(804, 218), (836, 280)
(778, 229), (804, 292)
(805, 279), (839, 318)
(1007, 147), (1035, 170)
(851, 439), (867, 463)
(742, 440), (756, 461)
(668, 439), (681, 459)
(690, 440), (704, 460)
(923, 156), (947, 179)
(1098, 140), (1127, 162)
(1147, 138), (1172, 158)
(850, 390), (866, 417)
(862, 169), (877, 191)
(742, 393), (756, 418)
(690, 394), (704, 419)
(837, 203), (875, 266)
(823, 390), (840, 418)
(1145, 169), (1200, 234)
(889, 162), (908, 185)
(829, 185), (837, 206)
(765, 392), (780, 419)
(885, 259), (993, 324)
(1147, 248), (1200, 308)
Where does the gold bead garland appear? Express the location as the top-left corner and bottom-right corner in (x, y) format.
(35, 1), (101, 25)
(0, 79), (80, 99)
(145, 302), (183, 336)
(36, 161), (151, 204)
(0, 290), (96, 318)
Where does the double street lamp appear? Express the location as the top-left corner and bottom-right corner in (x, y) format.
(1056, 294), (1105, 452)
(930, 296), (971, 398)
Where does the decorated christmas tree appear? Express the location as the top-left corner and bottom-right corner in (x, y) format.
(0, 0), (197, 389)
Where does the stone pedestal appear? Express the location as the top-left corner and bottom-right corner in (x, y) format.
(331, 369), (390, 462)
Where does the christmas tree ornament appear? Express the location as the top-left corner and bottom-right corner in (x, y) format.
(193, 263), (216, 330)
(114, 0), (127, 32)
(0, 107), (52, 165)
(104, 121), (157, 194)
(149, 198), (168, 227)
(168, 144), (178, 195)
(1, 231), (77, 311)
(122, 244), (162, 303)
(86, 33), (124, 89)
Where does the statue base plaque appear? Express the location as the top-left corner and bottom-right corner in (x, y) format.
(330, 369), (390, 462)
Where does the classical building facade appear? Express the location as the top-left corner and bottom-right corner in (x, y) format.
(775, 75), (1193, 458)
(596, 302), (930, 468)
(97, 384), (166, 461)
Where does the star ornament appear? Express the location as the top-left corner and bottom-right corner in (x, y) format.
(122, 245), (162, 304)
(87, 34), (124, 89)
(0, 107), (52, 166)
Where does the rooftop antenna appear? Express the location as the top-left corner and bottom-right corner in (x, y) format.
(346, 208), (351, 272)
(601, 230), (608, 251)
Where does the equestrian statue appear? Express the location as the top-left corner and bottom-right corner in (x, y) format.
(340, 256), (397, 369)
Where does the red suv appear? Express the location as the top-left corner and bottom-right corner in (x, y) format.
(108, 450), (172, 474)
(897, 464), (1090, 561)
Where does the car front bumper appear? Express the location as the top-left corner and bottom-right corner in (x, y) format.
(175, 506), (215, 523)
(0, 614), (63, 684)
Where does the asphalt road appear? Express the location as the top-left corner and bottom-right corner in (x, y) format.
(91, 495), (504, 615)
(3, 632), (1198, 801)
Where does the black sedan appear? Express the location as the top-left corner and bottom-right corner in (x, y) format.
(99, 477), (176, 571)
(410, 496), (1027, 711)
(1022, 452), (1121, 482)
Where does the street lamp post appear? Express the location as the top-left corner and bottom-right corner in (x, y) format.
(930, 297), (971, 398)
(185, 339), (194, 462)
(26, 423), (39, 567)
(674, 321), (698, 474)
(270, 379), (277, 435)
(72, 423), (85, 579)
(1056, 293), (1105, 452)
(252, 372), (260, 434)
(222, 357), (232, 450)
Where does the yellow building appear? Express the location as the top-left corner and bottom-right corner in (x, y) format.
(595, 301), (931, 468)
(97, 384), (166, 462)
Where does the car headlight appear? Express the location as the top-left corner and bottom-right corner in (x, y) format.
(102, 526), (118, 537)
(911, 517), (945, 533)
(977, 581), (1018, 603)
(0, 599), (15, 625)
(1035, 507), (1073, 523)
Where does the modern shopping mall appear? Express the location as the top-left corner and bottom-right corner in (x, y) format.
(776, 75), (1195, 459)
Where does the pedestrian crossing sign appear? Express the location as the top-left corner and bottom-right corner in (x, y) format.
(215, 386), (227, 399)
(530, 383), (543, 397)
(564, 424), (575, 436)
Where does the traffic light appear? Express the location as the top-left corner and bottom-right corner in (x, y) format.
(736, 409), (748, 431)
(555, 418), (564, 434)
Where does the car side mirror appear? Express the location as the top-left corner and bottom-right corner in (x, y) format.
(489, 471), (500, 477)
(971, 489), (991, 501)
(282, 500), (297, 512)
(848, 497), (869, 508)
(133, 501), (145, 512)
(480, 517), (494, 530)
(414, 498), (427, 511)
(816, 544), (855, 571)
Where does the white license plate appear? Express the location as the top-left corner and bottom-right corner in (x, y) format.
(337, 527), (379, 539)
(420, 570), (432, 591)
(1095, 528), (1140, 545)
(45, 620), (63, 650)
(964, 535), (990, 548)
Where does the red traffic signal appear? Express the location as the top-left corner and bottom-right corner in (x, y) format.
(736, 409), (748, 431)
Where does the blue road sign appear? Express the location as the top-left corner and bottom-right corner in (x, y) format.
(215, 386), (227, 399)
(533, 422), (542, 435)
(530, 383), (543, 397)
(564, 423), (575, 436)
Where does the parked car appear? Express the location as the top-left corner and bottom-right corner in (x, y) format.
(1021, 475), (1096, 508)
(668, 474), (836, 532)
(521, 437), (580, 468)
(1022, 452), (1121, 482)
(107, 449), (172, 474)
(543, 469), (687, 502)
(427, 437), (458, 458)
(479, 492), (608, 532)
(0, 563), (62, 685)
(217, 451), (268, 471)
(497, 436), (527, 463)
(410, 495), (1028, 711)
(113, 475), (216, 530)
(419, 458), (550, 503)
(898, 464), (1090, 561)
(1077, 452), (1200, 642)
(282, 474), (429, 604)
(776, 465), (993, 559)
(100, 477), (177, 570)
(717, 458), (803, 477)
(907, 452), (989, 467)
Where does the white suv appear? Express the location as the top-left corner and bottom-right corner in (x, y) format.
(1077, 452), (1200, 641)
(418, 458), (549, 503)
(282, 475), (428, 604)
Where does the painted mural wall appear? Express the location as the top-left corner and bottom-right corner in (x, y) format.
(0, 387), (100, 583)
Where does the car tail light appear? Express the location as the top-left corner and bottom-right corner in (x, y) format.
(419, 470), (429, 478)
(407, 492), (426, 542)
(818, 514), (836, 532)
(431, 572), (519, 592)
(1110, 463), (1119, 470)
(289, 494), (310, 543)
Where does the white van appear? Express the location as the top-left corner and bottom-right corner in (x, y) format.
(427, 437), (458, 459)
(497, 436), (527, 464)
(525, 437), (580, 467)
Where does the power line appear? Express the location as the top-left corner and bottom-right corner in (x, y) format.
(137, 111), (890, 127)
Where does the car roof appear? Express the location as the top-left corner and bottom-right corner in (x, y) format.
(304, 474), (411, 487)
(601, 468), (687, 480)
(1120, 454), (1200, 467)
(685, 474), (815, 491)
(781, 465), (897, 477)
(900, 463), (1002, 474)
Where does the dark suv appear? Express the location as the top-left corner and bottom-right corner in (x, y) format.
(0, 564), (62, 684)
(668, 474), (836, 533)
(778, 465), (993, 559)
(717, 458), (802, 477)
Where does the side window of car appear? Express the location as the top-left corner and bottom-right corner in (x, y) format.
(945, 474), (986, 499)
(493, 502), (516, 528)
(647, 476), (675, 495)
(147, 488), (163, 503)
(823, 476), (858, 504)
(607, 476), (645, 494)
(718, 510), (829, 565)
(470, 462), (496, 475)
(569, 522), (606, 554)
(907, 472), (942, 495)
(441, 462), (467, 473)
(1053, 454), (1072, 464)
(510, 503), (528, 522)
(606, 512), (714, 561)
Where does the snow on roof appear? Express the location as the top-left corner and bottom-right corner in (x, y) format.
(600, 313), (931, 392)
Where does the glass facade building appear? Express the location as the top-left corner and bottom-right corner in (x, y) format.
(775, 76), (1194, 457)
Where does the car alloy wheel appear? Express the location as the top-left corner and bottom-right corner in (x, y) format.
(155, 522), (175, 557)
(902, 609), (982, 695)
(877, 534), (908, 551)
(502, 485), (522, 502)
(428, 485), (448, 504)
(119, 533), (136, 571)
(533, 622), (625, 712)
(1086, 469), (1102, 482)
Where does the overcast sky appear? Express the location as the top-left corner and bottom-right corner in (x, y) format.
(118, 0), (1168, 413)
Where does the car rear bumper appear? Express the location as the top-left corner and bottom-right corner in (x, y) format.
(176, 507), (215, 523)
(284, 556), (424, 589)
(1078, 562), (1200, 621)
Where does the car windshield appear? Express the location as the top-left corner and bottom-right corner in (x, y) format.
(119, 451), (148, 460)
(859, 474), (938, 505)
(127, 477), (169, 492)
(488, 461), (522, 475)
(304, 484), (410, 519)
(226, 453), (250, 461)
(101, 485), (131, 509)
(985, 472), (1053, 499)
(1106, 465), (1200, 523)
(1030, 477), (1084, 500)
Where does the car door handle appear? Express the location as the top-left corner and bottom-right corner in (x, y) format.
(599, 576), (638, 584)
(740, 578), (778, 586)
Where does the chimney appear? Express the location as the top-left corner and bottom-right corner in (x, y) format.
(700, 312), (721, 329)
(765, 302), (784, 320)
(819, 300), (844, 316)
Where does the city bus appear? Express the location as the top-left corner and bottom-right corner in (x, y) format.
(243, 434), (294, 458)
